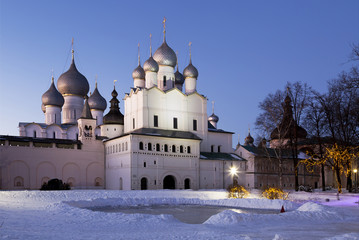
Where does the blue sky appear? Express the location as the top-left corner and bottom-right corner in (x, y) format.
(0, 0), (358, 145)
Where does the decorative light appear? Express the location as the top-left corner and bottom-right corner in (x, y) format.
(230, 167), (238, 176)
(354, 169), (358, 173)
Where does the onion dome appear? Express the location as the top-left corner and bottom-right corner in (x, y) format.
(153, 41), (177, 67)
(183, 62), (198, 79)
(57, 53), (89, 97)
(175, 70), (185, 85)
(144, 56), (159, 72)
(41, 103), (46, 113)
(208, 113), (219, 123)
(244, 132), (254, 146)
(42, 77), (65, 107)
(103, 87), (124, 124)
(132, 65), (145, 79)
(88, 83), (107, 111)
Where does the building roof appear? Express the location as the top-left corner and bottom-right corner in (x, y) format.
(241, 145), (294, 159)
(0, 135), (81, 144)
(200, 152), (246, 161)
(19, 122), (77, 130)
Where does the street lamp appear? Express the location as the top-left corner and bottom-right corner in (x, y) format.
(230, 167), (238, 186)
(354, 169), (358, 193)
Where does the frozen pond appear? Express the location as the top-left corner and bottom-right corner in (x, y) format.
(87, 204), (279, 224)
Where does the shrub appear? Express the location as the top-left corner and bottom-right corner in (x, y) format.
(262, 187), (289, 200)
(227, 184), (250, 198)
(40, 178), (70, 191)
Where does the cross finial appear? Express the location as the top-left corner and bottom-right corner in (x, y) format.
(137, 43), (141, 65)
(149, 33), (152, 56)
(176, 51), (179, 70)
(95, 74), (98, 88)
(189, 42), (192, 63)
(114, 79), (117, 88)
(248, 124), (251, 134)
(238, 134), (240, 144)
(162, 17), (167, 42)
(51, 69), (54, 83)
(71, 38), (74, 59)
(286, 87), (290, 95)
(211, 100), (215, 114)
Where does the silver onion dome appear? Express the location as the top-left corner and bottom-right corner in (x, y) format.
(174, 70), (184, 85)
(143, 56), (159, 72)
(42, 78), (65, 107)
(208, 113), (219, 123)
(132, 64), (145, 79)
(153, 41), (177, 67)
(88, 84), (107, 111)
(183, 62), (199, 79)
(57, 57), (89, 97)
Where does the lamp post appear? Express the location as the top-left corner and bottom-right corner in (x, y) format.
(230, 167), (238, 186)
(354, 169), (358, 193)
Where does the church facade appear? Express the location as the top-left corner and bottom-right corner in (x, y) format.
(0, 26), (247, 190)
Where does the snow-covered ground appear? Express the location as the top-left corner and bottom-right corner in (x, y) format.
(0, 189), (359, 240)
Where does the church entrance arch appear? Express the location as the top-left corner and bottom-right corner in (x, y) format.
(184, 178), (190, 189)
(163, 175), (176, 189)
(141, 177), (148, 190)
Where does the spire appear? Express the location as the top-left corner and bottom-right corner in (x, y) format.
(150, 34), (153, 56)
(162, 17), (167, 42)
(137, 43), (141, 65)
(80, 96), (93, 119)
(189, 42), (192, 64)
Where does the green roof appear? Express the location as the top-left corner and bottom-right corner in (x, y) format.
(200, 152), (246, 161)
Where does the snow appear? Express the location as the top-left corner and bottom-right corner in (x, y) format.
(0, 189), (359, 239)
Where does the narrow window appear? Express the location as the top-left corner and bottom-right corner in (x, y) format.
(76, 133), (78, 140)
(148, 143), (152, 151)
(218, 146), (221, 153)
(144, 162), (146, 168)
(180, 145), (183, 153)
(154, 180), (157, 185)
(133, 118), (135, 129)
(154, 160), (156, 165)
(211, 145), (214, 152)
(187, 146), (191, 154)
(125, 142), (128, 151)
(173, 118), (178, 129)
(139, 142), (144, 150)
(164, 144), (168, 152)
(156, 143), (160, 151)
(74, 109), (76, 119)
(163, 76), (166, 87)
(193, 119), (197, 131)
(53, 132), (56, 139)
(172, 145), (176, 153)
(154, 115), (158, 127)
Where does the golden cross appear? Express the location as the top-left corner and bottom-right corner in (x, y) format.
(114, 79), (117, 87)
(150, 33), (152, 56)
(189, 42), (192, 62)
(211, 100), (214, 113)
(95, 74), (98, 88)
(162, 17), (167, 41)
(138, 43), (140, 65)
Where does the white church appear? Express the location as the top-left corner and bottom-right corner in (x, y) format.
(0, 22), (249, 190)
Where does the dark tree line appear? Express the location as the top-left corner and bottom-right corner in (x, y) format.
(255, 43), (359, 191)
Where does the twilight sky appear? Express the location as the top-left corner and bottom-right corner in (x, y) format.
(0, 0), (358, 145)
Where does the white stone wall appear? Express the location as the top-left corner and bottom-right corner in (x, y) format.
(0, 139), (104, 190)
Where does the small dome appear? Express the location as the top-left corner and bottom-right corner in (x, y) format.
(174, 70), (184, 85)
(42, 78), (65, 107)
(153, 41), (177, 67)
(183, 62), (198, 79)
(244, 133), (254, 146)
(88, 84), (107, 111)
(132, 64), (145, 79)
(208, 113), (219, 123)
(57, 57), (89, 97)
(103, 87), (124, 125)
(143, 56), (159, 72)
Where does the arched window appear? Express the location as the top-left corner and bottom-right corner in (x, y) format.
(163, 76), (167, 87)
(148, 143), (152, 151)
(53, 132), (56, 139)
(172, 145), (176, 153)
(144, 162), (146, 168)
(139, 142), (144, 150)
(14, 176), (24, 187)
(211, 145), (214, 152)
(184, 178), (190, 189)
(164, 144), (168, 152)
(156, 143), (160, 151)
(33, 131), (37, 138)
(180, 145), (184, 153)
(95, 177), (103, 186)
(218, 145), (221, 153)
(187, 146), (191, 154)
